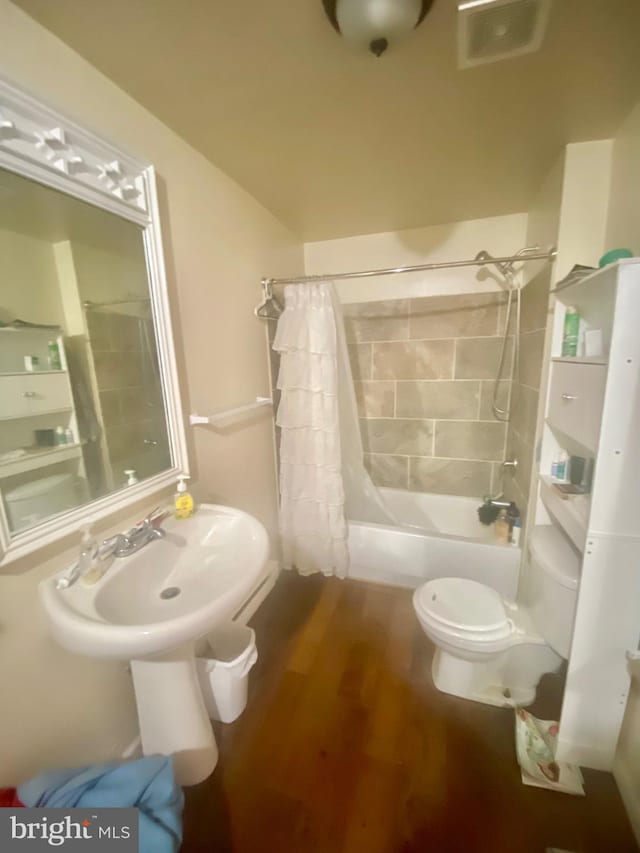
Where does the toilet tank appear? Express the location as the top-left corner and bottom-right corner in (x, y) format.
(528, 525), (580, 659)
(4, 472), (80, 532)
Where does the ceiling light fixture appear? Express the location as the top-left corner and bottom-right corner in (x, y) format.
(322, 0), (435, 57)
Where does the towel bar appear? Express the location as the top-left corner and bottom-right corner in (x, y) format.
(189, 397), (272, 427)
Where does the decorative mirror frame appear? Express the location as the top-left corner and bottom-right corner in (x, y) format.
(0, 75), (189, 565)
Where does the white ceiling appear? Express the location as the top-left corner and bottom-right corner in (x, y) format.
(12, 0), (640, 241)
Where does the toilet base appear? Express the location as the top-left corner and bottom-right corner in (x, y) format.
(431, 646), (554, 708)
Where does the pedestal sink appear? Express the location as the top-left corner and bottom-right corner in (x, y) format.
(40, 504), (269, 785)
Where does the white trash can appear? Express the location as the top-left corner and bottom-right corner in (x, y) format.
(197, 623), (258, 723)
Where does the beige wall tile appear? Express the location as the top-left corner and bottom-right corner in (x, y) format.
(99, 389), (121, 426)
(409, 292), (502, 340)
(506, 427), (535, 498)
(343, 300), (409, 343)
(86, 312), (111, 351)
(372, 339), (454, 380)
(361, 418), (433, 455)
(396, 380), (480, 419)
(93, 351), (123, 391)
(520, 275), (550, 334)
(354, 380), (395, 417)
(348, 343), (372, 381)
(509, 383), (539, 444)
(410, 457), (493, 498)
(434, 420), (507, 461)
(479, 379), (511, 420)
(364, 453), (409, 489)
(518, 330), (545, 389)
(455, 336), (513, 380)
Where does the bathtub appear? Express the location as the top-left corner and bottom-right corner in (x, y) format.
(347, 488), (521, 599)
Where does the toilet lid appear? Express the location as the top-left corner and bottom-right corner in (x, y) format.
(415, 578), (510, 635)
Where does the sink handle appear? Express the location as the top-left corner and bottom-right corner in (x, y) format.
(147, 507), (169, 528)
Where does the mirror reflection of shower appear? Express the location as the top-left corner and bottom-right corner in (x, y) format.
(80, 297), (170, 493)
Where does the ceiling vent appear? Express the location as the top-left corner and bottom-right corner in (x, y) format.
(457, 0), (551, 69)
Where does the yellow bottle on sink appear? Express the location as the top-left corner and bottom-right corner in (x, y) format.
(174, 475), (195, 520)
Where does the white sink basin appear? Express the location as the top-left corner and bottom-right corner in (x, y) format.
(39, 504), (269, 786)
(40, 504), (269, 659)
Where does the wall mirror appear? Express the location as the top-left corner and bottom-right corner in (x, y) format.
(0, 77), (188, 564)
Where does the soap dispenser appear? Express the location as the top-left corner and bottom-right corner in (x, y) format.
(174, 475), (195, 520)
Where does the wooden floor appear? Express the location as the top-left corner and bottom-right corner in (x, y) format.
(183, 572), (637, 853)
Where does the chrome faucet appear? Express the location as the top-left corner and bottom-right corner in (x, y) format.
(102, 510), (167, 558)
(55, 509), (167, 589)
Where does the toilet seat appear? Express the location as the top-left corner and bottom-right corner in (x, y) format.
(414, 578), (513, 644)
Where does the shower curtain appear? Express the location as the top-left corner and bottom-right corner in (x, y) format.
(273, 282), (393, 578)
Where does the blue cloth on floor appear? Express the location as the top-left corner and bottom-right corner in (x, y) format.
(17, 755), (183, 853)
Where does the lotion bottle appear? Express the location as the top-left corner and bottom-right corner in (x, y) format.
(495, 509), (510, 545)
(174, 475), (195, 520)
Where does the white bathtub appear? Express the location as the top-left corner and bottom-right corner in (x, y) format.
(347, 488), (521, 599)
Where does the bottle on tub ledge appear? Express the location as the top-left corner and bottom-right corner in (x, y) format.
(509, 506), (522, 547)
(493, 502), (522, 547)
(494, 509), (511, 545)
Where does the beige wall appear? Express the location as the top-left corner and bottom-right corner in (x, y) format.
(554, 140), (613, 281)
(304, 213), (528, 303)
(0, 226), (65, 327)
(0, 0), (302, 784)
(606, 101), (640, 253)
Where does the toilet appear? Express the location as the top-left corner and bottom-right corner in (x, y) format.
(3, 472), (81, 532)
(413, 525), (580, 707)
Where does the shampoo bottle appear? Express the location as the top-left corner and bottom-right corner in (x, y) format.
(556, 450), (568, 481)
(174, 475), (195, 520)
(495, 509), (511, 545)
(562, 306), (580, 357)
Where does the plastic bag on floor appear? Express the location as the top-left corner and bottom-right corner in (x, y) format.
(515, 709), (585, 796)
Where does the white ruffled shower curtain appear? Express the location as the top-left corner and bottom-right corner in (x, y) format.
(273, 281), (393, 578)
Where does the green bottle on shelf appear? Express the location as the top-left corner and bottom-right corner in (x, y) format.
(561, 306), (580, 357)
(47, 340), (62, 370)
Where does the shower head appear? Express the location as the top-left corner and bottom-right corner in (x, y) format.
(475, 249), (512, 277)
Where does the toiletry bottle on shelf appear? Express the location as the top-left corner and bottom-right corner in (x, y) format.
(55, 426), (66, 445)
(65, 428), (74, 444)
(562, 306), (580, 357)
(556, 450), (568, 481)
(48, 340), (62, 370)
(174, 475), (195, 520)
(495, 509), (510, 545)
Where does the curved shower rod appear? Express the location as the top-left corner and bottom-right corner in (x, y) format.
(261, 246), (556, 288)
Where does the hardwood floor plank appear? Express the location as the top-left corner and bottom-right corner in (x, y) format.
(182, 573), (639, 853)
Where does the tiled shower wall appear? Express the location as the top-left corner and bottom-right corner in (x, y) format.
(343, 293), (512, 499)
(503, 273), (550, 522)
(87, 310), (170, 486)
